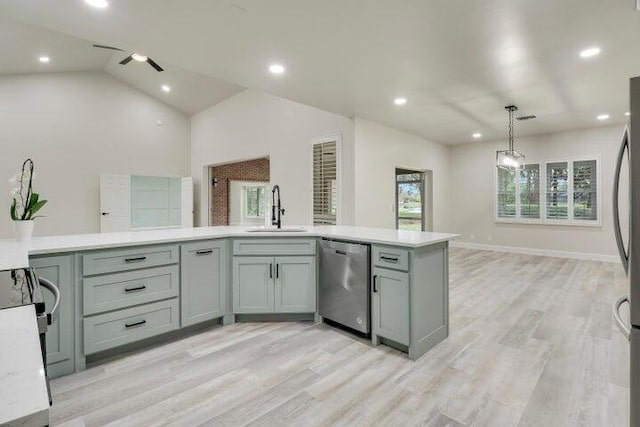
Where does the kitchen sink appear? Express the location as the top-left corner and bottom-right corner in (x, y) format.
(245, 227), (308, 233)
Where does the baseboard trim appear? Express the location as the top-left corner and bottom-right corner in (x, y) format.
(450, 241), (620, 263)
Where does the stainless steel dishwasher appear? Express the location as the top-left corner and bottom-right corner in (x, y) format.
(319, 239), (370, 334)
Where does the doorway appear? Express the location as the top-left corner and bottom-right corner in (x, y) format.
(395, 168), (432, 232)
(208, 157), (270, 226)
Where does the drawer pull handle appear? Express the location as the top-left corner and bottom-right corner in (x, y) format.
(124, 285), (147, 293)
(125, 319), (146, 328)
(196, 250), (213, 255)
(124, 256), (147, 263)
(335, 250), (347, 255)
(380, 256), (399, 262)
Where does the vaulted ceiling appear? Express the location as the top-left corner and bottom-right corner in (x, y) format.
(2, 0), (639, 144)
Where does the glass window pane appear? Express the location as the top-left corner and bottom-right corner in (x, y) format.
(397, 180), (423, 231)
(546, 162), (568, 220)
(520, 164), (540, 219)
(397, 173), (422, 182)
(573, 160), (597, 221)
(244, 186), (265, 218)
(497, 168), (516, 218)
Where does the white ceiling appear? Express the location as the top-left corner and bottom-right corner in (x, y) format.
(2, 0), (640, 143)
(0, 18), (245, 115)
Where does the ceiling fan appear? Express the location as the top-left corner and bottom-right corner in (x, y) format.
(93, 44), (164, 72)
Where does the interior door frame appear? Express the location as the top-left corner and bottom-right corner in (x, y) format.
(394, 167), (433, 232)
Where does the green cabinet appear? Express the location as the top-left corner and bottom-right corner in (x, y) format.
(233, 256), (316, 314)
(30, 255), (75, 378)
(275, 256), (316, 313)
(233, 257), (273, 313)
(180, 240), (227, 326)
(372, 266), (409, 346)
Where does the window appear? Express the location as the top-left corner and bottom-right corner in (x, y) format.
(313, 139), (338, 225)
(497, 168), (516, 218)
(546, 162), (568, 220)
(495, 158), (599, 225)
(573, 160), (597, 221)
(520, 164), (540, 219)
(244, 185), (265, 218)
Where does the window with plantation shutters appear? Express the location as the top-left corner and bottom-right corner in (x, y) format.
(313, 141), (337, 225)
(573, 160), (597, 221)
(520, 164), (540, 219)
(546, 162), (568, 220)
(497, 168), (516, 218)
(495, 158), (599, 225)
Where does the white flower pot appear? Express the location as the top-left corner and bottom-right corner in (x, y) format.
(13, 220), (34, 241)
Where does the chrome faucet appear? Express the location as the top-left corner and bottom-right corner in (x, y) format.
(271, 185), (285, 229)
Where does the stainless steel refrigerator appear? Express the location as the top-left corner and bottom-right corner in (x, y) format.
(613, 76), (640, 427)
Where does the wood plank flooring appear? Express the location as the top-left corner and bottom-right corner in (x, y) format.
(50, 248), (631, 426)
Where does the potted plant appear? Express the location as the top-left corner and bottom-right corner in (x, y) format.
(9, 159), (47, 241)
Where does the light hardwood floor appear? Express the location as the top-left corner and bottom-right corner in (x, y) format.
(50, 248), (631, 426)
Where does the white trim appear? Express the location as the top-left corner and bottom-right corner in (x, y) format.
(450, 241), (620, 263)
(310, 134), (342, 225)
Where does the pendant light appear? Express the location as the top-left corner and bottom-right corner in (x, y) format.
(496, 105), (525, 171)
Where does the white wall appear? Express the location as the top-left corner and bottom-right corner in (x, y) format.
(354, 118), (451, 231)
(191, 89), (355, 227)
(449, 125), (626, 257)
(0, 71), (190, 237)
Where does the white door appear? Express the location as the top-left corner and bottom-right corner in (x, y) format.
(100, 175), (131, 233)
(181, 177), (194, 228)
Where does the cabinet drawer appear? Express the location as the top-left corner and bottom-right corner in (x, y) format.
(83, 244), (179, 276)
(83, 266), (179, 315)
(233, 239), (316, 256)
(83, 299), (179, 355)
(372, 246), (409, 272)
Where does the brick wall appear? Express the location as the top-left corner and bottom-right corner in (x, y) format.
(210, 158), (270, 225)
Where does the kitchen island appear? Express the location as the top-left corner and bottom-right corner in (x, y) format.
(0, 226), (458, 376)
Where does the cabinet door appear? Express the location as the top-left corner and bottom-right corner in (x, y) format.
(181, 241), (227, 327)
(233, 257), (274, 313)
(274, 256), (316, 313)
(372, 267), (409, 346)
(30, 255), (75, 378)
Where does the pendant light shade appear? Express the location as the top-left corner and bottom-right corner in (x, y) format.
(496, 105), (525, 171)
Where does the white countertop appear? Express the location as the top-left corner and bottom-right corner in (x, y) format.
(0, 305), (50, 427)
(0, 225), (458, 270)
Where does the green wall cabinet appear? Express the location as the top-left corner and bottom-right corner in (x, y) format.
(180, 240), (227, 326)
(30, 255), (75, 378)
(233, 256), (316, 314)
(372, 267), (410, 346)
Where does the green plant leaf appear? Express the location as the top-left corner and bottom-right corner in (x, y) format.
(29, 193), (39, 207)
(27, 200), (47, 219)
(9, 199), (17, 220)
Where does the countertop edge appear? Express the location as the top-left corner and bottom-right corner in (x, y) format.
(2, 227), (460, 265)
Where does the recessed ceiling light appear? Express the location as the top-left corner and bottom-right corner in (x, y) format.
(394, 97), (407, 106)
(161, 85), (171, 93)
(84, 0), (109, 8)
(580, 47), (601, 58)
(38, 56), (50, 63)
(472, 132), (482, 139)
(131, 53), (148, 62)
(269, 64), (285, 74)
(597, 113), (610, 121)
(625, 112), (631, 116)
